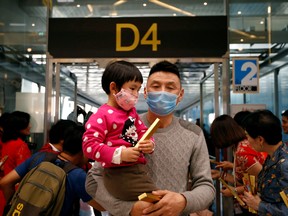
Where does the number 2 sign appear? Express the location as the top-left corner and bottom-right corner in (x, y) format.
(232, 58), (259, 93)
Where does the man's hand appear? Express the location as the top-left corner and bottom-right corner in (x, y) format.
(242, 191), (261, 211)
(137, 139), (155, 154)
(141, 190), (186, 216)
(121, 147), (140, 162)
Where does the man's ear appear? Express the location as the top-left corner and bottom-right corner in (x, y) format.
(143, 87), (147, 99)
(177, 88), (184, 103)
(109, 82), (117, 94)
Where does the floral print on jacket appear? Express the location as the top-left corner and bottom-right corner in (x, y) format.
(257, 143), (288, 216)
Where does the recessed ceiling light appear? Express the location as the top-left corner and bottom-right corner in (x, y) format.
(27, 48), (32, 52)
(76, 4), (80, 8)
(238, 11), (241, 15)
(204, 2), (208, 6)
(143, 3), (147, 7)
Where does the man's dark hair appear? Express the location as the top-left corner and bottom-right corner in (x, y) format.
(281, 110), (288, 117)
(101, 60), (143, 94)
(245, 110), (282, 145)
(149, 60), (180, 79)
(49, 119), (77, 144)
(62, 124), (85, 155)
(233, 110), (251, 128)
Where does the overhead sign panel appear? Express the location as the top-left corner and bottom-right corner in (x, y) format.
(232, 58), (260, 93)
(48, 16), (227, 58)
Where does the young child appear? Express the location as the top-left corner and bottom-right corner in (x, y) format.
(82, 60), (157, 201)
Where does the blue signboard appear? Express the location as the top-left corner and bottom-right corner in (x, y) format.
(232, 58), (259, 93)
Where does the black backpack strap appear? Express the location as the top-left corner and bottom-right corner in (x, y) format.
(61, 161), (77, 174)
(28, 151), (55, 171)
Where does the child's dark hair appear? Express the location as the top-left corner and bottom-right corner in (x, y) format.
(101, 60), (143, 94)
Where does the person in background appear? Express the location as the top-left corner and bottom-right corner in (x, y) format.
(68, 105), (87, 125)
(0, 113), (10, 141)
(281, 109), (288, 144)
(196, 118), (214, 157)
(0, 111), (32, 215)
(82, 60), (156, 201)
(85, 60), (215, 216)
(0, 112), (10, 215)
(39, 119), (100, 216)
(40, 119), (77, 153)
(242, 110), (288, 215)
(210, 114), (266, 216)
(0, 124), (105, 216)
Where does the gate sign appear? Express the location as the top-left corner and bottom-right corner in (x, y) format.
(232, 58), (259, 93)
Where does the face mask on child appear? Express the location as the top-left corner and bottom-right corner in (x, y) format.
(114, 88), (138, 111)
(146, 91), (178, 116)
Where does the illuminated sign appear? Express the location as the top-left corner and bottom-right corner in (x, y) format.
(48, 16), (227, 58)
(232, 58), (259, 93)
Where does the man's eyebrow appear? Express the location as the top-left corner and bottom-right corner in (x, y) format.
(150, 80), (176, 85)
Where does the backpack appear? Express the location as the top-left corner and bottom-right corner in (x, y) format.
(6, 152), (77, 216)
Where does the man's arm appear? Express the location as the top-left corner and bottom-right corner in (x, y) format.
(0, 170), (21, 202)
(182, 131), (215, 214)
(86, 199), (106, 211)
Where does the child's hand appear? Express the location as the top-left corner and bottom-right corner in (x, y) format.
(137, 139), (155, 154)
(121, 147), (140, 162)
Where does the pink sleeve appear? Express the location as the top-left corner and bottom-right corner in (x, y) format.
(82, 112), (116, 167)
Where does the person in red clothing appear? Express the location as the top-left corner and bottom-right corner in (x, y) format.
(0, 111), (32, 215)
(40, 119), (77, 154)
(210, 114), (267, 216)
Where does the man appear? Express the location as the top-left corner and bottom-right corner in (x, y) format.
(0, 124), (104, 215)
(39, 119), (77, 153)
(85, 60), (215, 216)
(282, 110), (288, 134)
(282, 110), (288, 144)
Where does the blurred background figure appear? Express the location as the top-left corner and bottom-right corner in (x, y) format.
(210, 114), (266, 216)
(281, 110), (288, 144)
(39, 119), (77, 153)
(243, 110), (288, 215)
(0, 111), (32, 215)
(67, 105), (87, 125)
(196, 118), (214, 157)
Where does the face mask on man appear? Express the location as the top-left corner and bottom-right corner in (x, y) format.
(146, 91), (178, 116)
(114, 88), (138, 111)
